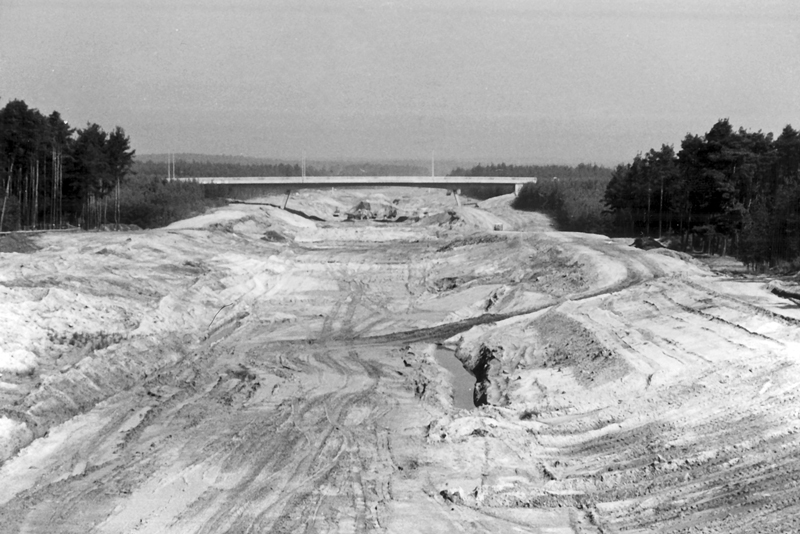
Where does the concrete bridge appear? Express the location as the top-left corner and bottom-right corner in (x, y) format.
(177, 176), (536, 208)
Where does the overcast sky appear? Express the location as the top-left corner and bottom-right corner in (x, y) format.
(1, 0), (798, 165)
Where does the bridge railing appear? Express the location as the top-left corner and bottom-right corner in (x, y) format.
(174, 176), (537, 185)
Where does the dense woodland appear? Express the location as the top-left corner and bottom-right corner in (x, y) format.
(0, 100), (234, 231)
(0, 99), (135, 231)
(604, 119), (800, 268)
(503, 119), (800, 269)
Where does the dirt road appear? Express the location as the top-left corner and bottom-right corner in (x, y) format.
(1, 188), (799, 532)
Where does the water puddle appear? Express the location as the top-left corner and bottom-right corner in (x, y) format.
(434, 345), (476, 410)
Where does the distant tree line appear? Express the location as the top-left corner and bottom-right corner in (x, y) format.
(604, 119), (800, 268)
(326, 162), (427, 176)
(132, 159), (428, 178)
(133, 160), (320, 178)
(0, 99), (134, 231)
(451, 162), (612, 180)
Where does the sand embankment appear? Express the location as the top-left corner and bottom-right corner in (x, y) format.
(1, 187), (799, 533)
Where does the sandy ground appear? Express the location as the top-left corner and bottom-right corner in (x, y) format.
(1, 187), (799, 533)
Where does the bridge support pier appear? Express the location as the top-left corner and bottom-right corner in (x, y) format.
(452, 189), (461, 207)
(282, 189), (292, 210)
(514, 183), (523, 196)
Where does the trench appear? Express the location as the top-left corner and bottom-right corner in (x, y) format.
(433, 344), (476, 410)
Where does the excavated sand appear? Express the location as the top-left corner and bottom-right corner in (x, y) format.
(1, 187), (799, 533)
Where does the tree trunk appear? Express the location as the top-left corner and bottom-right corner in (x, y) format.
(0, 163), (12, 232)
(22, 168), (28, 230)
(56, 151), (60, 227)
(668, 210), (673, 238)
(629, 210), (635, 237)
(51, 148), (56, 228)
(33, 159), (39, 230)
(658, 175), (664, 238)
(115, 177), (120, 230)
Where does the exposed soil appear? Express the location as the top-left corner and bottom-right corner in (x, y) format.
(1, 187), (799, 532)
(0, 232), (40, 253)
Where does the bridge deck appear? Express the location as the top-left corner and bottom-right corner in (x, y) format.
(176, 176), (536, 187)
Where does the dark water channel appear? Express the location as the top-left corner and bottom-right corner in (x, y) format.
(434, 345), (476, 410)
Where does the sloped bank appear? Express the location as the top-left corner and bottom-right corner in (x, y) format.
(448, 261), (800, 532)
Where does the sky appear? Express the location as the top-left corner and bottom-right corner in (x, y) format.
(1, 0), (798, 165)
